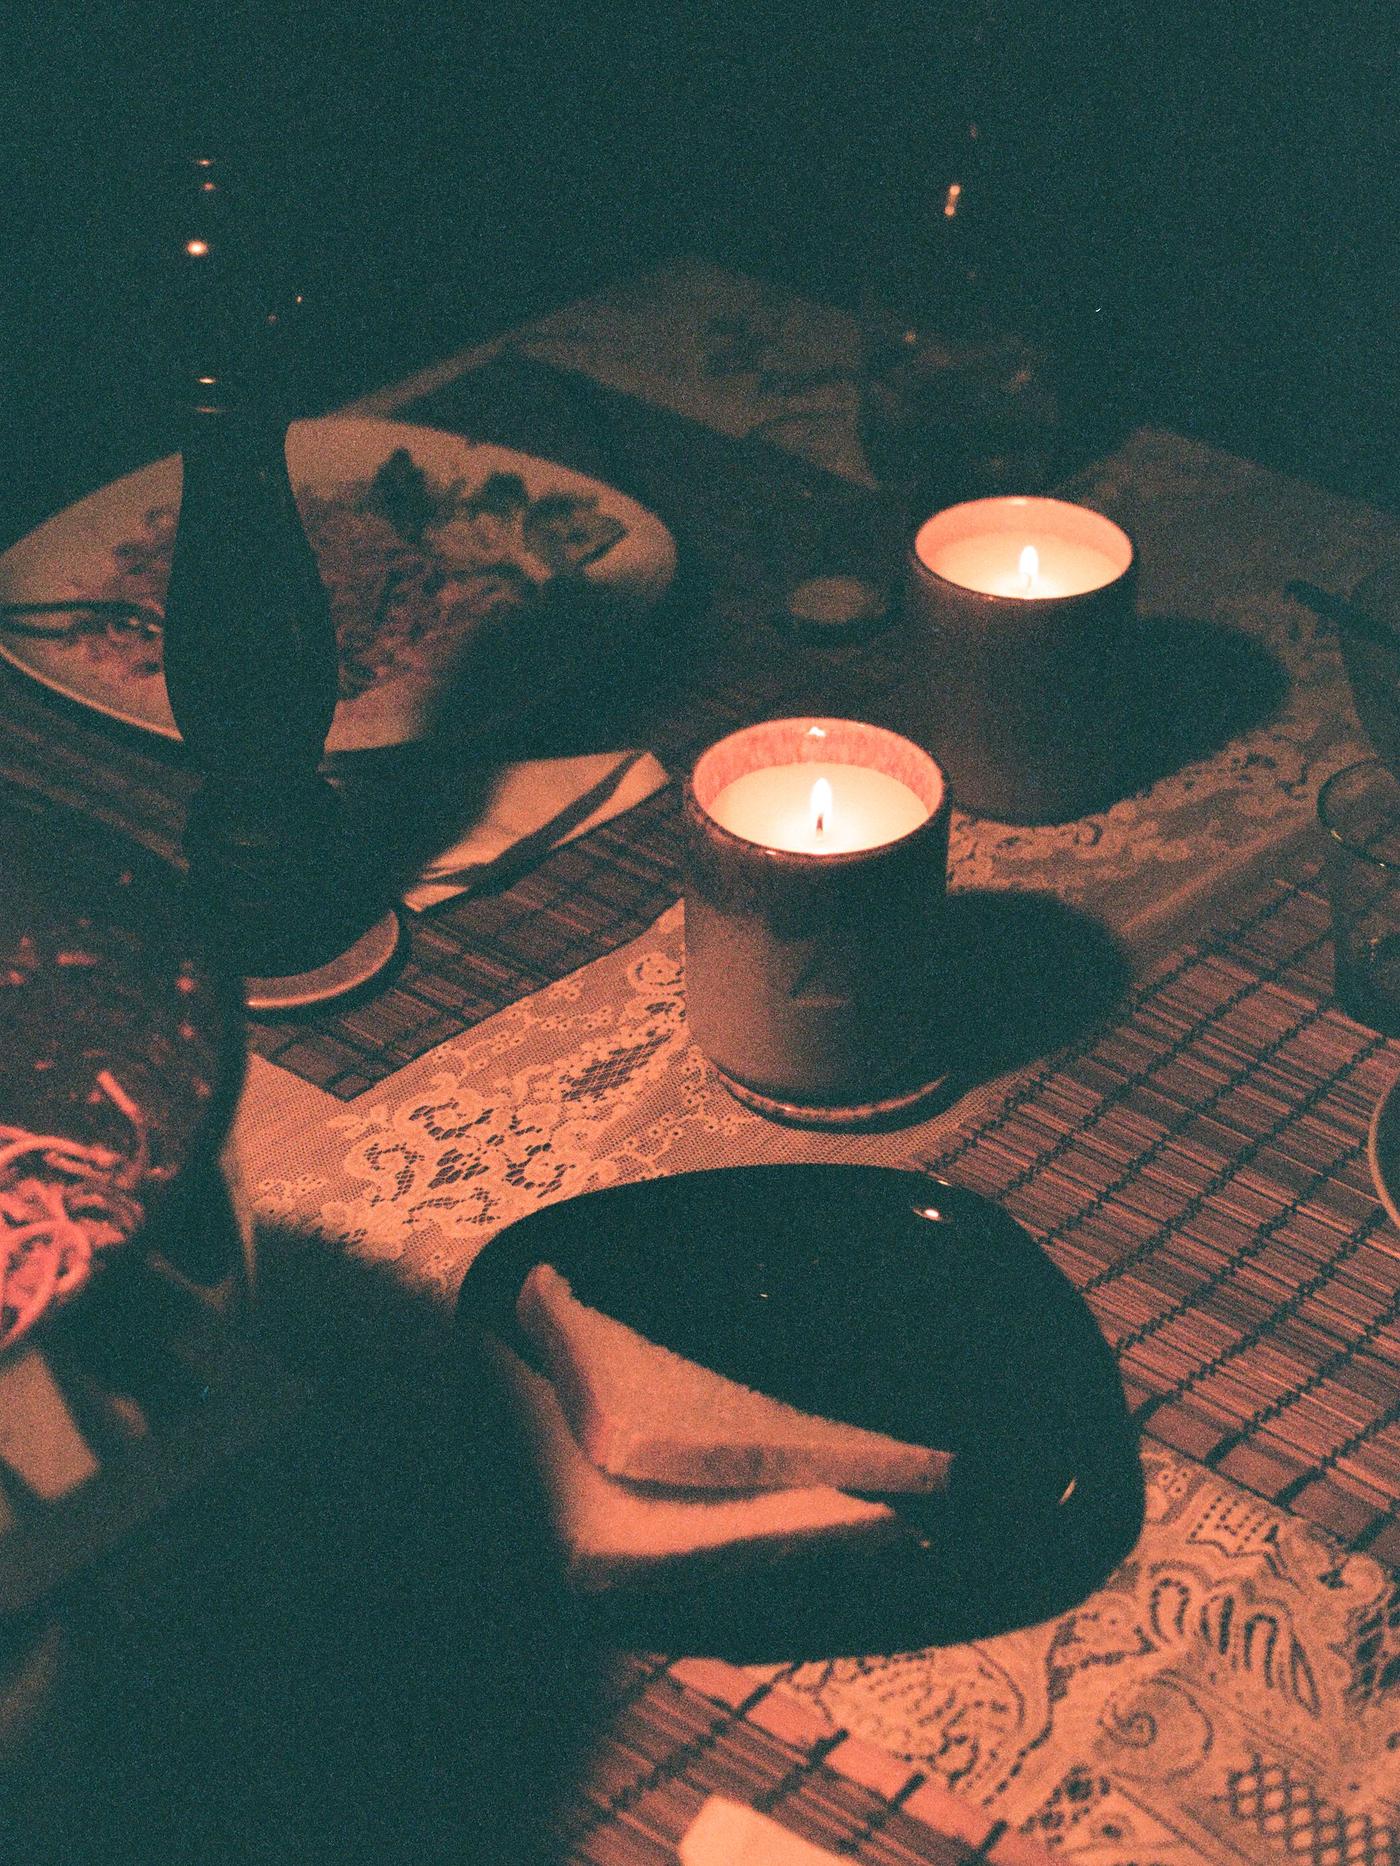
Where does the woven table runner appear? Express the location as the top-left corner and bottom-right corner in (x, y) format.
(919, 860), (1400, 1564)
(554, 1651), (1050, 1866)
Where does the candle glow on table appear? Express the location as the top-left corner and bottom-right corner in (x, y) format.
(706, 761), (931, 854)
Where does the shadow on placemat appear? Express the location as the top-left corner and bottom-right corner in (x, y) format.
(1128, 613), (1290, 791)
(934, 889), (1133, 1088)
(330, 573), (700, 909)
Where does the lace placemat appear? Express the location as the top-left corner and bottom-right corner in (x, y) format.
(761, 1440), (1400, 1866)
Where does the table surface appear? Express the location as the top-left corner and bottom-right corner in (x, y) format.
(5, 261), (1400, 1866)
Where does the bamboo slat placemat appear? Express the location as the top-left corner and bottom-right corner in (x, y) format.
(253, 784), (686, 1095)
(919, 859), (1400, 1564)
(554, 1651), (1052, 1866)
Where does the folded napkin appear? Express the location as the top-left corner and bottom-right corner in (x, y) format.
(402, 749), (669, 910)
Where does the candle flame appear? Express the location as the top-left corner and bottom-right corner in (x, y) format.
(810, 777), (833, 838)
(1018, 544), (1040, 593)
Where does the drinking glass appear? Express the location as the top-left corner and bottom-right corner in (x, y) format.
(1319, 757), (1400, 1034)
(856, 308), (1062, 532)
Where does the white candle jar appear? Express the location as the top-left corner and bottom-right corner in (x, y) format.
(682, 718), (951, 1126)
(905, 496), (1137, 822)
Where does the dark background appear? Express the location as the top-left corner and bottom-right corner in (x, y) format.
(4, 0), (1397, 549)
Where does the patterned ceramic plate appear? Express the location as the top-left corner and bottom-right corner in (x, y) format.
(0, 418), (677, 755)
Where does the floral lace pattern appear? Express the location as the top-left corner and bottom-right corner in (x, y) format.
(244, 901), (993, 1294)
(763, 1443), (1400, 1866)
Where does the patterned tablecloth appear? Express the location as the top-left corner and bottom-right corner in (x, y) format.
(8, 262), (1400, 1863)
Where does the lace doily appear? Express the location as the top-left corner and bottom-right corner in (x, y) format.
(766, 1442), (1400, 1866)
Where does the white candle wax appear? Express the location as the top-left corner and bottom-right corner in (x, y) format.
(924, 533), (1122, 599)
(707, 762), (930, 855)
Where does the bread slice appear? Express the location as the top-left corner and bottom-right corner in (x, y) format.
(487, 1340), (897, 1591)
(515, 1263), (953, 1494)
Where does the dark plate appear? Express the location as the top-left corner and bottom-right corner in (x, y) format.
(457, 1164), (1144, 1658)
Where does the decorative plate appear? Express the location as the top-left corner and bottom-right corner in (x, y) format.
(0, 418), (677, 756)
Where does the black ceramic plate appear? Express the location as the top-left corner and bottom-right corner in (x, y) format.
(458, 1164), (1143, 1657)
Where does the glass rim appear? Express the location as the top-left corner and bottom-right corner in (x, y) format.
(1317, 756), (1400, 870)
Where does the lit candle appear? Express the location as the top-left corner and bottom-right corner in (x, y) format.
(904, 495), (1137, 822)
(683, 718), (951, 1125)
(706, 760), (930, 854)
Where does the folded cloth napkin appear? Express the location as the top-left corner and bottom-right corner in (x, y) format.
(402, 749), (669, 910)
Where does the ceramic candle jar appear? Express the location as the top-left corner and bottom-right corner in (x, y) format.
(904, 495), (1137, 823)
(682, 717), (951, 1126)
